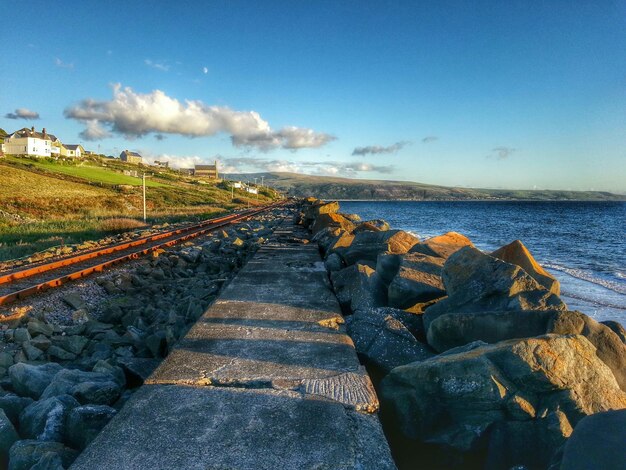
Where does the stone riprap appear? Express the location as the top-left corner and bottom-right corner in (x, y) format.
(299, 198), (626, 470)
(70, 218), (395, 469)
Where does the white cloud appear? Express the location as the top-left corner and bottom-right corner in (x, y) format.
(220, 157), (393, 177)
(144, 59), (170, 72)
(352, 141), (409, 156)
(79, 120), (112, 140)
(55, 57), (74, 69)
(64, 84), (335, 151)
(202, 66), (208, 74)
(5, 108), (40, 120)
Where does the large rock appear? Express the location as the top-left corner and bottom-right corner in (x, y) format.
(8, 363), (63, 400)
(67, 404), (117, 450)
(310, 213), (355, 236)
(19, 394), (80, 441)
(346, 308), (434, 377)
(303, 201), (339, 225)
(427, 309), (626, 391)
(340, 230), (419, 266)
(330, 264), (387, 313)
(491, 239), (560, 295)
(380, 334), (626, 469)
(40, 369), (122, 405)
(602, 320), (626, 344)
(410, 232), (473, 259)
(0, 393), (34, 426)
(8, 440), (78, 470)
(559, 409), (626, 470)
(0, 409), (19, 465)
(423, 246), (565, 331)
(353, 220), (391, 233)
(387, 253), (446, 309)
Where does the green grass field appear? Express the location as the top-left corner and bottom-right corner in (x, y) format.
(5, 157), (167, 187)
(0, 156), (277, 262)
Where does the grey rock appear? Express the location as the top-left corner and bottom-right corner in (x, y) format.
(61, 293), (86, 310)
(0, 352), (14, 369)
(380, 334), (626, 468)
(19, 394), (79, 441)
(22, 341), (45, 361)
(0, 393), (34, 425)
(27, 319), (54, 337)
(387, 253), (446, 309)
(47, 345), (77, 361)
(601, 320), (626, 344)
(8, 440), (78, 470)
(324, 252), (344, 272)
(560, 409), (626, 470)
(423, 246), (566, 332)
(409, 231), (473, 260)
(92, 360), (126, 387)
(330, 264), (387, 313)
(427, 309), (626, 390)
(0, 408), (19, 463)
(29, 452), (65, 470)
(8, 363), (63, 399)
(13, 328), (31, 343)
(52, 335), (89, 355)
(116, 357), (160, 386)
(67, 404), (117, 450)
(346, 309), (434, 376)
(341, 230), (419, 266)
(40, 369), (122, 405)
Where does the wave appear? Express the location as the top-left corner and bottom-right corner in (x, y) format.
(544, 263), (626, 295)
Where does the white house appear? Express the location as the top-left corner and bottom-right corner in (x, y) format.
(4, 127), (52, 157)
(246, 187), (258, 195)
(63, 144), (85, 158)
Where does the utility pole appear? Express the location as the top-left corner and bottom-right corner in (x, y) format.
(231, 184), (234, 201)
(261, 176), (264, 187)
(142, 173), (147, 223)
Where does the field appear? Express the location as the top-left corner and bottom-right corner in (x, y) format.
(0, 156), (277, 261)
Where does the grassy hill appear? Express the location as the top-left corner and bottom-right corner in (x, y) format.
(0, 156), (278, 261)
(227, 172), (624, 201)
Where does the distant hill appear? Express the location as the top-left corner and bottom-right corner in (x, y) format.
(226, 172), (624, 201)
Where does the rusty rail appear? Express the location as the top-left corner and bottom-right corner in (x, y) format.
(0, 202), (283, 307)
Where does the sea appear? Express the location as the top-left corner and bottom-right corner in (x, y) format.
(339, 200), (626, 326)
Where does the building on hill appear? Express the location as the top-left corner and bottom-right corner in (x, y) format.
(62, 144), (85, 158)
(4, 127), (53, 157)
(194, 161), (219, 179)
(120, 150), (143, 164)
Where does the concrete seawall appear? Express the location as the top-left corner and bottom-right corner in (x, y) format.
(71, 216), (396, 469)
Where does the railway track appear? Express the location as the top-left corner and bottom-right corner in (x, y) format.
(0, 202), (284, 309)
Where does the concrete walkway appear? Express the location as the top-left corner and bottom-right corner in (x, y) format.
(71, 219), (396, 469)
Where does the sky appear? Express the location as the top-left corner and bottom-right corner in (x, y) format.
(1, 0), (625, 192)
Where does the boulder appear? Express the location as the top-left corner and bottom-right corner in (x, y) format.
(303, 201), (339, 225)
(353, 220), (391, 233)
(67, 404), (117, 450)
(324, 252), (344, 273)
(27, 319), (54, 337)
(427, 309), (626, 390)
(325, 231), (355, 256)
(29, 452), (65, 470)
(380, 334), (626, 469)
(491, 239), (560, 295)
(559, 409), (626, 470)
(601, 320), (626, 344)
(8, 440), (78, 470)
(341, 230), (419, 266)
(8, 363), (63, 400)
(0, 409), (19, 464)
(0, 393), (34, 425)
(310, 213), (355, 236)
(410, 231), (473, 260)
(387, 253), (446, 309)
(19, 394), (80, 441)
(346, 309), (434, 376)
(423, 246), (565, 332)
(40, 369), (122, 405)
(330, 264), (387, 313)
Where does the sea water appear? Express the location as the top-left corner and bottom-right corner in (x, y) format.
(339, 201), (626, 326)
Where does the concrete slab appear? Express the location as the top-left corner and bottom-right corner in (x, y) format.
(71, 385), (395, 470)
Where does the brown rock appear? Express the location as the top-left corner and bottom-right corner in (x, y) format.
(311, 213), (355, 235)
(410, 232), (473, 259)
(387, 254), (446, 309)
(491, 239), (560, 295)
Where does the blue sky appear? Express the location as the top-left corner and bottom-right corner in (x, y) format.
(2, 0), (625, 191)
